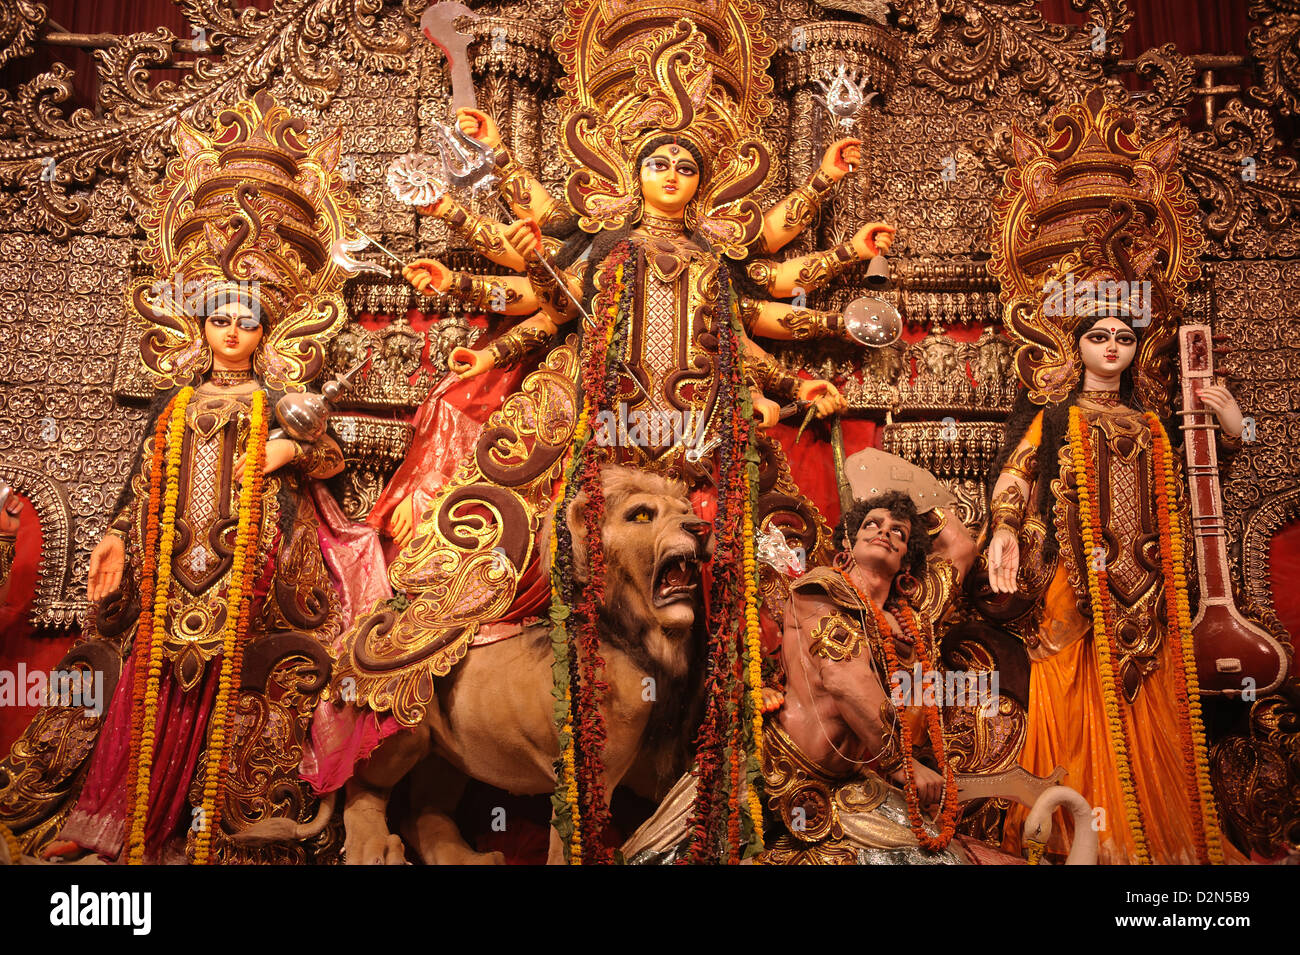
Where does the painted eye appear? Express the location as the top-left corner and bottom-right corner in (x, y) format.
(629, 507), (653, 523)
(1116, 334), (1136, 346)
(676, 164), (698, 177)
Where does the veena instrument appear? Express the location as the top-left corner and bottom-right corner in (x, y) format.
(1178, 324), (1288, 696)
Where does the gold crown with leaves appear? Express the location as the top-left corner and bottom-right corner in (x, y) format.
(988, 89), (1205, 415)
(554, 0), (777, 256)
(130, 91), (359, 391)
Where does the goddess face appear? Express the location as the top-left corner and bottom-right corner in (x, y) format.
(204, 300), (264, 369)
(639, 143), (700, 217)
(850, 507), (910, 580)
(1077, 316), (1138, 380)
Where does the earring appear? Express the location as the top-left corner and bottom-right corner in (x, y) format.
(684, 198), (699, 232)
(833, 550), (854, 572)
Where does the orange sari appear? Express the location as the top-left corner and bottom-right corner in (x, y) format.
(999, 410), (1243, 864)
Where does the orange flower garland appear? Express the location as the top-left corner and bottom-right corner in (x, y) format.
(836, 568), (959, 851)
(1147, 413), (1226, 865)
(127, 385), (194, 864)
(191, 391), (267, 864)
(739, 477), (765, 851)
(121, 394), (177, 863)
(1069, 407), (1150, 863)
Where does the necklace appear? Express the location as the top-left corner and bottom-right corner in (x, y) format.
(835, 567), (960, 851)
(1080, 389), (1122, 407)
(639, 211), (687, 237)
(209, 368), (253, 387)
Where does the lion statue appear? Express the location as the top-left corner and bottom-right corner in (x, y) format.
(342, 465), (712, 864)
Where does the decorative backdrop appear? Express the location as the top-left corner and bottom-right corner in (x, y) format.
(0, 0), (1296, 856)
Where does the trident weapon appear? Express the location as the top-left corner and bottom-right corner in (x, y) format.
(399, 2), (654, 403)
(812, 65), (879, 133)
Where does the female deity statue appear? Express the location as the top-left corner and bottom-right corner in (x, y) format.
(327, 20), (900, 864)
(376, 101), (893, 545)
(1, 93), (374, 864)
(985, 298), (1245, 865)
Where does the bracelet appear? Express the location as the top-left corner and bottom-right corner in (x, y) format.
(748, 352), (802, 402)
(1002, 441), (1038, 483)
(779, 168), (838, 232)
(777, 307), (843, 341)
(488, 326), (552, 369)
(441, 201), (512, 262)
(524, 256), (565, 313)
(491, 145), (573, 229)
(989, 483), (1027, 536)
(737, 296), (762, 336)
(793, 242), (858, 292)
(445, 272), (519, 312)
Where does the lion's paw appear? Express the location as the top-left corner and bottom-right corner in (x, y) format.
(345, 831), (407, 865)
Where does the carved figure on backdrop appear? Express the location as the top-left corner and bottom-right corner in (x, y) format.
(984, 208), (1249, 865)
(0, 488), (20, 606)
(0, 93), (383, 864)
(323, 9), (900, 864)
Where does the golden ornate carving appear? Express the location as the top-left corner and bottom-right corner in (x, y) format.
(0, 0), (45, 70)
(129, 91), (358, 390)
(333, 341), (581, 727)
(0, 0), (413, 239)
(894, 0), (1133, 104)
(0, 459), (81, 628)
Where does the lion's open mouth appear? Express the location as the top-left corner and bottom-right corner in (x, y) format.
(653, 552), (700, 606)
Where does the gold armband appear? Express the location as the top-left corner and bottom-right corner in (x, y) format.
(778, 307), (844, 341)
(989, 483), (1027, 536)
(292, 440), (343, 476)
(745, 259), (778, 290)
(737, 296), (762, 335)
(1002, 441), (1038, 483)
(441, 201), (512, 263)
(749, 352), (803, 402)
(810, 611), (866, 663)
(489, 325), (552, 369)
(793, 242), (858, 292)
(491, 145), (573, 229)
(524, 256), (565, 312)
(780, 168), (838, 232)
(446, 272), (519, 312)
(746, 242), (857, 297)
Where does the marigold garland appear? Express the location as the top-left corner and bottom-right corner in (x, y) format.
(1069, 407), (1150, 863)
(739, 463), (765, 851)
(191, 391), (267, 864)
(126, 386), (194, 864)
(835, 568), (958, 851)
(121, 394), (176, 863)
(1147, 413), (1226, 864)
